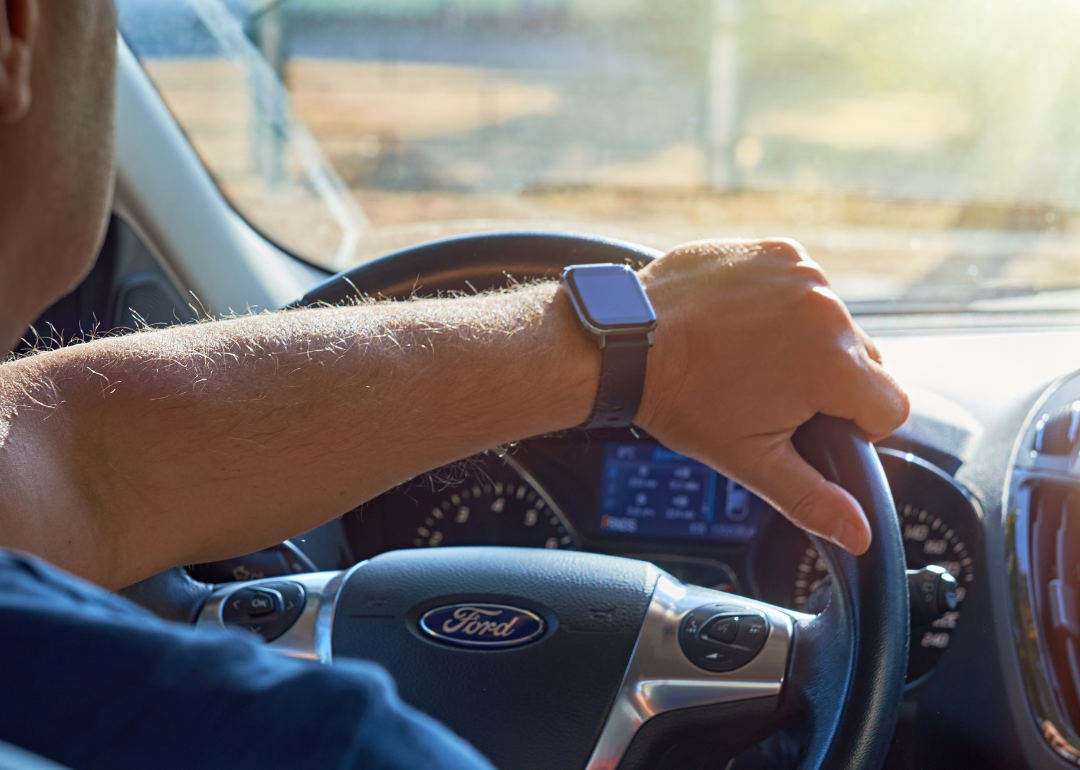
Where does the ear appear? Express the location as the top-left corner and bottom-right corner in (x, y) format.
(0, 0), (37, 124)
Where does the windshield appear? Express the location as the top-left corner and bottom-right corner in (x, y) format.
(117, 0), (1080, 307)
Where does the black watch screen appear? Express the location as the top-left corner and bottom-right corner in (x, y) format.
(563, 264), (657, 332)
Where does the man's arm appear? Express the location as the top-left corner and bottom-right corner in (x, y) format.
(0, 239), (908, 589)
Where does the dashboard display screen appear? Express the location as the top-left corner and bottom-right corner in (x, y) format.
(598, 443), (763, 541)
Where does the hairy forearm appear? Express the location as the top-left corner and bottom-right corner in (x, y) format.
(0, 282), (599, 588)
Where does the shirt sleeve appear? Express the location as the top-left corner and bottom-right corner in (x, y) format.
(0, 550), (497, 770)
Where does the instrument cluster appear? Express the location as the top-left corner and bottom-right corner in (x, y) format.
(342, 434), (982, 687)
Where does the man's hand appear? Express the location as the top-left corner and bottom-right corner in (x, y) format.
(634, 239), (909, 555)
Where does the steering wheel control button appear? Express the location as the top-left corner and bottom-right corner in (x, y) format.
(222, 588), (282, 621)
(734, 614), (769, 653)
(702, 615), (739, 644)
(700, 647), (741, 667)
(220, 581), (306, 642)
(246, 590), (280, 616)
(679, 605), (771, 672)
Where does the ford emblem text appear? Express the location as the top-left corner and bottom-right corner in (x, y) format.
(419, 604), (546, 648)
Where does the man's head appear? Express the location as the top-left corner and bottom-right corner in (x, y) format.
(0, 0), (118, 353)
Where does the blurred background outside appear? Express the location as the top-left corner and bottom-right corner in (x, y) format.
(116, 0), (1080, 304)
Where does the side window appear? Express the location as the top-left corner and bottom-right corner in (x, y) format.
(118, 1), (363, 271)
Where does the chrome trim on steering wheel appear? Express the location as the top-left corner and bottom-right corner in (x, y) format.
(196, 570), (347, 663)
(584, 575), (798, 770)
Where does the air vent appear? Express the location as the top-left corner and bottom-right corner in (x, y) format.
(1036, 403), (1080, 455)
(1028, 482), (1080, 732)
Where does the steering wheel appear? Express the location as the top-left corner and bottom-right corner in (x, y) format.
(142, 233), (910, 769)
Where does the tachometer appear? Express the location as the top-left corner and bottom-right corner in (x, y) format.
(790, 450), (980, 685)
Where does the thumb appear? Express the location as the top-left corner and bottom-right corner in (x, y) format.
(735, 440), (872, 555)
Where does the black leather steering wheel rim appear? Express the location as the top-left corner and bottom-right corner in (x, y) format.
(297, 231), (660, 306)
(297, 231), (910, 770)
(788, 415), (910, 769)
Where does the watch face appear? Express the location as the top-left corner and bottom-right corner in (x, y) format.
(566, 264), (657, 330)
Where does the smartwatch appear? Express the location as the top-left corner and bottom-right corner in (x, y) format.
(561, 263), (658, 430)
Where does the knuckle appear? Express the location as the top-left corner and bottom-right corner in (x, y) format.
(799, 260), (831, 288)
(862, 336), (883, 364)
(787, 485), (831, 534)
(810, 350), (861, 406)
(890, 382), (912, 426)
(796, 283), (850, 329)
(823, 338), (858, 373)
(760, 237), (808, 264)
(759, 238), (830, 280)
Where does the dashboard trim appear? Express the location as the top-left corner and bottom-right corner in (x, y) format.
(1005, 378), (1080, 767)
(877, 447), (984, 519)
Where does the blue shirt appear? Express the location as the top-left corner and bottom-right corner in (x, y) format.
(0, 550), (496, 770)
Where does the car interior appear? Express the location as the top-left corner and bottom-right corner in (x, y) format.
(10, 1), (1080, 768)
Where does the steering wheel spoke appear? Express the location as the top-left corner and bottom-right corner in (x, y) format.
(197, 569), (346, 661)
(588, 575), (800, 769)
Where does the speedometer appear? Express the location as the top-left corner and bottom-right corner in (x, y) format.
(790, 450), (981, 685)
(344, 456), (579, 558)
(407, 474), (575, 550)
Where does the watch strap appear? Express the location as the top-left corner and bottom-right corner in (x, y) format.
(582, 334), (651, 430)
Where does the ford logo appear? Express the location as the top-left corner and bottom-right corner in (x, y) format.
(419, 603), (546, 648)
